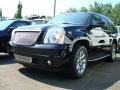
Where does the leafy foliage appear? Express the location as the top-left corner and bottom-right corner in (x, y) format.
(80, 7), (88, 12)
(102, 3), (112, 18)
(89, 2), (103, 13)
(0, 9), (2, 18)
(65, 1), (120, 25)
(112, 3), (120, 25)
(14, 1), (22, 19)
(66, 8), (78, 13)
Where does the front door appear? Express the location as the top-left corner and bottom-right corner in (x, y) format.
(88, 27), (110, 46)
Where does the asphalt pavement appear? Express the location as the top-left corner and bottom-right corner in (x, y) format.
(0, 53), (120, 90)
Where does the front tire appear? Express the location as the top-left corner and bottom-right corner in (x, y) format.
(6, 45), (13, 57)
(69, 45), (88, 79)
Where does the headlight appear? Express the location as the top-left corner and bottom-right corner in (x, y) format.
(44, 27), (65, 44)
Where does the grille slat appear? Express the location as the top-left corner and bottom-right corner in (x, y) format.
(13, 31), (40, 45)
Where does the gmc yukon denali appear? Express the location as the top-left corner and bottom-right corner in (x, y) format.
(10, 12), (118, 78)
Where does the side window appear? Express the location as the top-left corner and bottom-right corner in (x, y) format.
(12, 22), (28, 28)
(91, 14), (101, 25)
(108, 20), (117, 34)
(101, 16), (110, 30)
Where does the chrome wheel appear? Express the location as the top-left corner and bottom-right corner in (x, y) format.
(117, 40), (120, 51)
(69, 45), (88, 78)
(76, 48), (87, 75)
(112, 44), (116, 60)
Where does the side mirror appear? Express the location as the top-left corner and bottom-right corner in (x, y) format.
(8, 27), (16, 33)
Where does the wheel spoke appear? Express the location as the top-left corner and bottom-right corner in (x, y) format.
(80, 65), (84, 73)
(80, 65), (83, 70)
(112, 45), (116, 60)
(80, 54), (85, 60)
(82, 58), (86, 63)
(76, 64), (80, 70)
(74, 46), (88, 77)
(76, 49), (87, 74)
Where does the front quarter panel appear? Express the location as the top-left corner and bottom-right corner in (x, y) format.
(64, 27), (91, 51)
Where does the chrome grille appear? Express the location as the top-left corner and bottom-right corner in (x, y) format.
(12, 31), (40, 45)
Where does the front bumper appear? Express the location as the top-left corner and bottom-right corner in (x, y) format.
(11, 44), (70, 70)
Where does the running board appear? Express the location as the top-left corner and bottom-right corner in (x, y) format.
(88, 54), (110, 62)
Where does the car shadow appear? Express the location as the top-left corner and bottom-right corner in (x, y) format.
(19, 57), (120, 90)
(0, 53), (15, 65)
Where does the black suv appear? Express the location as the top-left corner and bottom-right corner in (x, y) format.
(10, 12), (118, 78)
(0, 20), (31, 53)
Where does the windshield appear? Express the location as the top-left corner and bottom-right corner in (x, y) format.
(48, 13), (90, 25)
(0, 20), (14, 30)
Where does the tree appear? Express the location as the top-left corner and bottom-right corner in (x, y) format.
(47, 16), (52, 20)
(14, 1), (22, 19)
(89, 2), (103, 13)
(41, 15), (46, 19)
(66, 8), (78, 13)
(65, 1), (120, 25)
(80, 7), (88, 12)
(0, 8), (2, 18)
(102, 4), (112, 18)
(112, 3), (120, 25)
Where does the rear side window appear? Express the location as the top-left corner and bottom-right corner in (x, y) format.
(101, 16), (110, 30)
(107, 19), (117, 34)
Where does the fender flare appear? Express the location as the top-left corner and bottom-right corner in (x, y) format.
(69, 37), (91, 52)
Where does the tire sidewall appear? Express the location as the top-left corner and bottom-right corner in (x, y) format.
(70, 45), (88, 78)
(117, 39), (120, 51)
(111, 44), (117, 61)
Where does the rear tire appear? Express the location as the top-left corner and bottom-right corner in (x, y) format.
(69, 45), (88, 79)
(117, 39), (120, 52)
(108, 44), (117, 62)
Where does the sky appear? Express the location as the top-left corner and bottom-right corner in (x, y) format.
(0, 0), (119, 18)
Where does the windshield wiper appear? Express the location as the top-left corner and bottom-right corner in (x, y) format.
(62, 23), (74, 24)
(62, 23), (79, 25)
(48, 22), (79, 25)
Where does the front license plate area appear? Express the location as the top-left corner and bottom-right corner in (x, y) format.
(14, 54), (32, 63)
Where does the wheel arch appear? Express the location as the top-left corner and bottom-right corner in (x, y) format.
(70, 39), (90, 52)
(112, 38), (120, 51)
(112, 39), (117, 45)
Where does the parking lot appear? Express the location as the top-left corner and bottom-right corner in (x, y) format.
(0, 53), (120, 90)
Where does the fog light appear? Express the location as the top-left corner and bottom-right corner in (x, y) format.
(47, 60), (52, 65)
